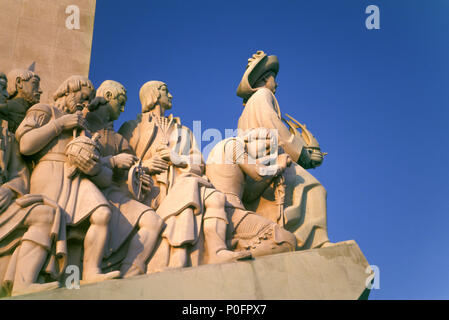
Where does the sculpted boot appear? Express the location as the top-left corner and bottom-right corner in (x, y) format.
(204, 217), (252, 264)
(247, 224), (297, 258)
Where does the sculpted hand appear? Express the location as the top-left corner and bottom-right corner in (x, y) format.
(140, 173), (153, 192)
(0, 187), (15, 211)
(53, 113), (87, 131)
(77, 157), (102, 176)
(276, 154), (292, 175)
(142, 156), (169, 174)
(157, 147), (187, 168)
(111, 153), (138, 169)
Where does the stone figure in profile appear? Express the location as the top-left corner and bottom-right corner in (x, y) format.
(85, 80), (164, 277)
(15, 75), (120, 283)
(236, 51), (332, 249)
(3, 68), (42, 133)
(119, 81), (250, 272)
(206, 129), (297, 257)
(0, 72), (66, 297)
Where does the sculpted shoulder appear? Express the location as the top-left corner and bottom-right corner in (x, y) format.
(118, 119), (139, 140)
(26, 103), (55, 116)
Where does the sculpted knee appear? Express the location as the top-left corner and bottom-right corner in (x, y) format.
(90, 206), (111, 226)
(205, 191), (226, 210)
(138, 210), (164, 231)
(27, 205), (55, 226)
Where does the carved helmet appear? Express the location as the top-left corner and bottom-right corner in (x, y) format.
(236, 51), (279, 100)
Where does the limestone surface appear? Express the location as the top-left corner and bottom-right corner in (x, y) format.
(6, 240), (373, 300)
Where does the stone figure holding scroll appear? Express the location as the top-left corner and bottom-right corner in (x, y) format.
(86, 80), (164, 277)
(15, 75), (120, 283)
(119, 81), (250, 272)
(0, 72), (66, 297)
(236, 51), (332, 249)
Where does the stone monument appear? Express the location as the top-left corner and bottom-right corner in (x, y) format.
(0, 0), (373, 300)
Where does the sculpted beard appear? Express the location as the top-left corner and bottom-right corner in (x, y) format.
(21, 87), (40, 106)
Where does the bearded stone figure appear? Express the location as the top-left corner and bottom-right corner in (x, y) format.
(0, 72), (66, 297)
(236, 51), (332, 249)
(3, 69), (42, 133)
(15, 75), (120, 283)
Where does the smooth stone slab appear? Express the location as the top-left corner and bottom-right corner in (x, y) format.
(6, 240), (373, 300)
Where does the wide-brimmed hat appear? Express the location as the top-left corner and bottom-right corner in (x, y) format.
(236, 51), (279, 100)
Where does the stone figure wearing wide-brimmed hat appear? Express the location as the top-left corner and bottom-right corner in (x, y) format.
(236, 51), (332, 249)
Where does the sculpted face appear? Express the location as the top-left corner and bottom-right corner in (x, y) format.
(264, 72), (278, 94)
(0, 77), (8, 105)
(108, 93), (126, 121)
(66, 86), (95, 114)
(158, 84), (173, 110)
(18, 76), (42, 105)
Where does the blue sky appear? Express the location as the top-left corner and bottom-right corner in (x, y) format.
(89, 0), (449, 299)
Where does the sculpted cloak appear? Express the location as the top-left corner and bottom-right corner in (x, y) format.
(119, 112), (227, 267)
(85, 113), (163, 269)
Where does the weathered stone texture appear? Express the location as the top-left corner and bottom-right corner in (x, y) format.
(0, 0), (96, 103)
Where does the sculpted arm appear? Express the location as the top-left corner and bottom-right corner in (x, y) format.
(249, 89), (305, 163)
(16, 108), (82, 156)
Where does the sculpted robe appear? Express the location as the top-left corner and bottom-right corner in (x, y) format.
(119, 112), (226, 267)
(238, 88), (329, 249)
(85, 113), (163, 269)
(15, 104), (110, 226)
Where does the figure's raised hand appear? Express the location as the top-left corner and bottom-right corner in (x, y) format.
(111, 153), (137, 169)
(77, 157), (101, 176)
(54, 113), (86, 131)
(276, 153), (292, 174)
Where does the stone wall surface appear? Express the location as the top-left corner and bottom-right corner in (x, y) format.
(6, 240), (373, 300)
(0, 0), (96, 103)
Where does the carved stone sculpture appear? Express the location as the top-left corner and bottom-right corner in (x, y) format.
(237, 51), (332, 249)
(119, 81), (250, 272)
(206, 131), (297, 257)
(0, 73), (66, 297)
(15, 75), (120, 283)
(4, 69), (42, 133)
(86, 80), (164, 277)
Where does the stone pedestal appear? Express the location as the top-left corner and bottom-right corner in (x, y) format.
(6, 240), (373, 300)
